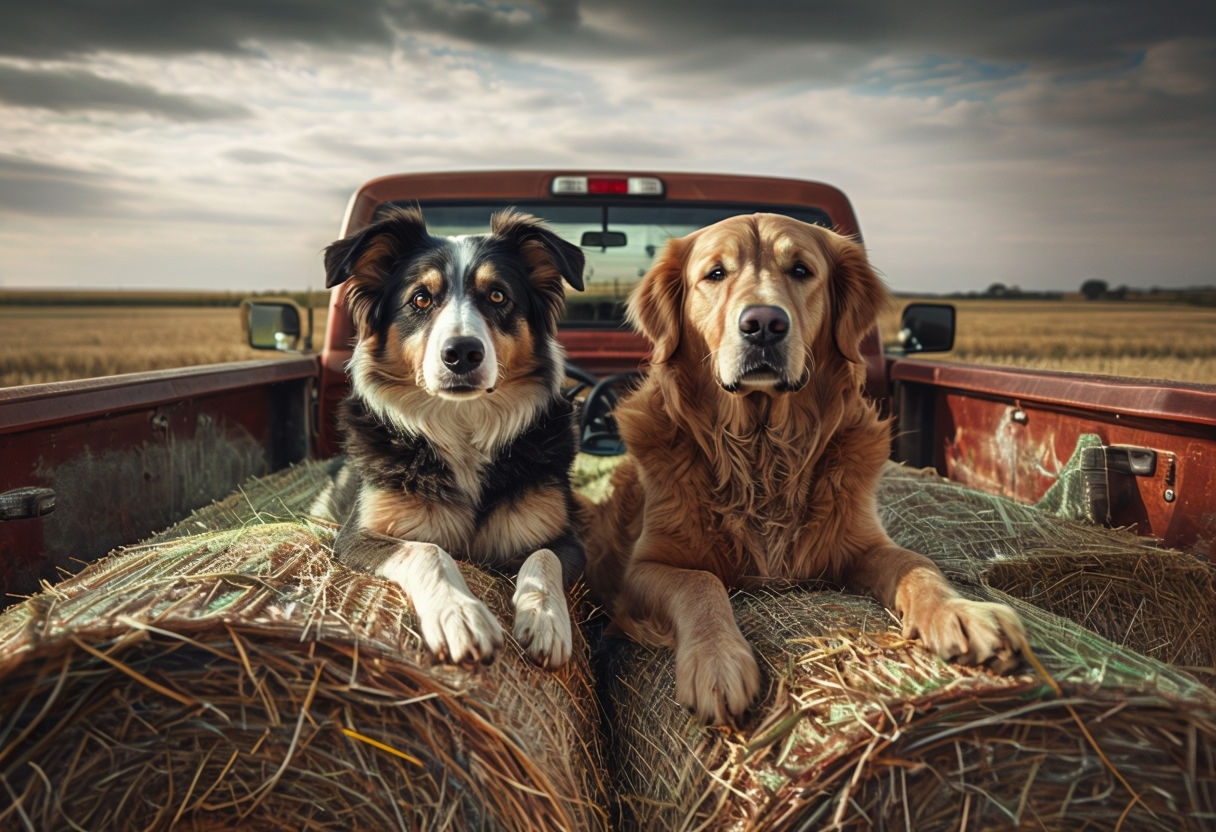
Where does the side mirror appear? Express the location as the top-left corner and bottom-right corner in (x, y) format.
(896, 302), (955, 354)
(243, 300), (303, 352)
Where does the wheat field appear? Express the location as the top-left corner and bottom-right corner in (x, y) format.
(878, 298), (1216, 385)
(1, 298), (1213, 388)
(0, 305), (325, 387)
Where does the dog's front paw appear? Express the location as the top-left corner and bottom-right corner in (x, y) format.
(377, 542), (504, 665)
(513, 548), (573, 669)
(903, 596), (1027, 674)
(675, 630), (761, 725)
(513, 590), (573, 669)
(418, 591), (504, 665)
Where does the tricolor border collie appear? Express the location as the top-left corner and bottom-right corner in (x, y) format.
(322, 207), (586, 669)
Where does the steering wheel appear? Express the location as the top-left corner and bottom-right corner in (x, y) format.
(563, 362), (599, 403)
(578, 371), (641, 456)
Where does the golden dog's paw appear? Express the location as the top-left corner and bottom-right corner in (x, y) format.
(675, 633), (761, 725)
(419, 592), (504, 665)
(513, 590), (573, 669)
(903, 596), (1028, 674)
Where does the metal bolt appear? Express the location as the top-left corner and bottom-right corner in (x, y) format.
(1164, 489), (1176, 503)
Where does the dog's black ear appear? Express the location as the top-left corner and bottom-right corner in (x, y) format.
(323, 227), (372, 290)
(491, 210), (586, 292)
(324, 207), (432, 337)
(323, 207), (430, 289)
(828, 232), (889, 364)
(628, 234), (686, 364)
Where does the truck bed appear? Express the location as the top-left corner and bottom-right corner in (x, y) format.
(2, 456), (1213, 829)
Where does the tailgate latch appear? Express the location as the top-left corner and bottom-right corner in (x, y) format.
(1081, 445), (1175, 526)
(0, 487), (56, 521)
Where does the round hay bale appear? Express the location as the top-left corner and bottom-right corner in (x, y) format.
(985, 550), (1216, 680)
(599, 588), (1216, 830)
(0, 521), (608, 831)
(877, 462), (1216, 682)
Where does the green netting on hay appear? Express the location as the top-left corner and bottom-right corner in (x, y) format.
(876, 463), (1216, 682)
(3, 453), (1215, 831)
(601, 585), (1216, 830)
(0, 461), (609, 832)
(586, 457), (1216, 830)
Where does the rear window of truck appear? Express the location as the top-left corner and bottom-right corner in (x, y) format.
(380, 201), (833, 326)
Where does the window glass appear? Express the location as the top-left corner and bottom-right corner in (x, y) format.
(384, 201), (832, 326)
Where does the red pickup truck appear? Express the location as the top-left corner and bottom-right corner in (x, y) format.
(3, 169), (1213, 602)
(3, 170), (1215, 830)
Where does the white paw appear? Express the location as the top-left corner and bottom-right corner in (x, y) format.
(377, 542), (504, 665)
(514, 589), (573, 669)
(513, 549), (573, 669)
(418, 590), (504, 664)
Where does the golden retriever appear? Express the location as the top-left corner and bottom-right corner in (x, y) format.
(581, 213), (1027, 724)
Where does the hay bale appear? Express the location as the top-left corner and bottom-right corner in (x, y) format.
(153, 456), (343, 541)
(7, 453), (1216, 830)
(0, 463), (608, 831)
(600, 588), (1216, 830)
(588, 459), (1216, 829)
(876, 463), (1216, 682)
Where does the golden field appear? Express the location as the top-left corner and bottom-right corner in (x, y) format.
(0, 303), (328, 388)
(878, 298), (1216, 385)
(1, 296), (1214, 387)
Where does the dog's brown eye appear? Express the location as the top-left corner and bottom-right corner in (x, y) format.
(411, 290), (433, 310)
(488, 288), (506, 305)
(706, 265), (727, 281)
(791, 262), (813, 279)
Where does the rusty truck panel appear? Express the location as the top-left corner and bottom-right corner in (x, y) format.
(0, 358), (317, 603)
(890, 358), (1216, 557)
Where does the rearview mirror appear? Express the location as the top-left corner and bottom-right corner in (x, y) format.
(897, 303), (955, 354)
(243, 300), (303, 352)
(580, 230), (628, 249)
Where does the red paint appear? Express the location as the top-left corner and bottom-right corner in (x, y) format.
(0, 358), (317, 601)
(889, 358), (1216, 556)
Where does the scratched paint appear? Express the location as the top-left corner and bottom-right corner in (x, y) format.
(938, 391), (1216, 557)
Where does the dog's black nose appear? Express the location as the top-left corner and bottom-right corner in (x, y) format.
(738, 306), (789, 345)
(441, 336), (485, 373)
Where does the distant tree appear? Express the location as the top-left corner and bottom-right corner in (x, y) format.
(985, 282), (1008, 297)
(1080, 279), (1108, 300)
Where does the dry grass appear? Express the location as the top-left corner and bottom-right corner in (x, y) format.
(0, 462), (609, 830)
(875, 462), (1216, 684)
(0, 305), (326, 387)
(881, 298), (1216, 384)
(3, 297), (1214, 388)
(600, 462), (1216, 830)
(4, 457), (1215, 830)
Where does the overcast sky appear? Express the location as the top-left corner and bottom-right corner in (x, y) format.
(1, 1), (1213, 295)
